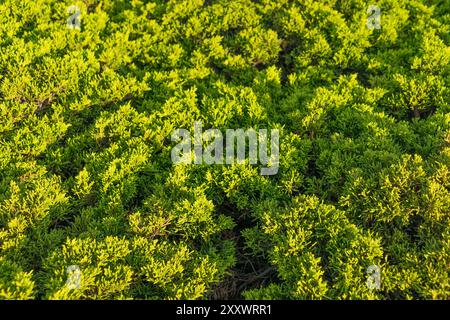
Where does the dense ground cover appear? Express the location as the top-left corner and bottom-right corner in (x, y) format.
(0, 0), (449, 299)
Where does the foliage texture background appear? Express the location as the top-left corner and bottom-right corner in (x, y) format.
(0, 0), (449, 299)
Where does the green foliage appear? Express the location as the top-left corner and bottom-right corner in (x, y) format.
(0, 0), (449, 299)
